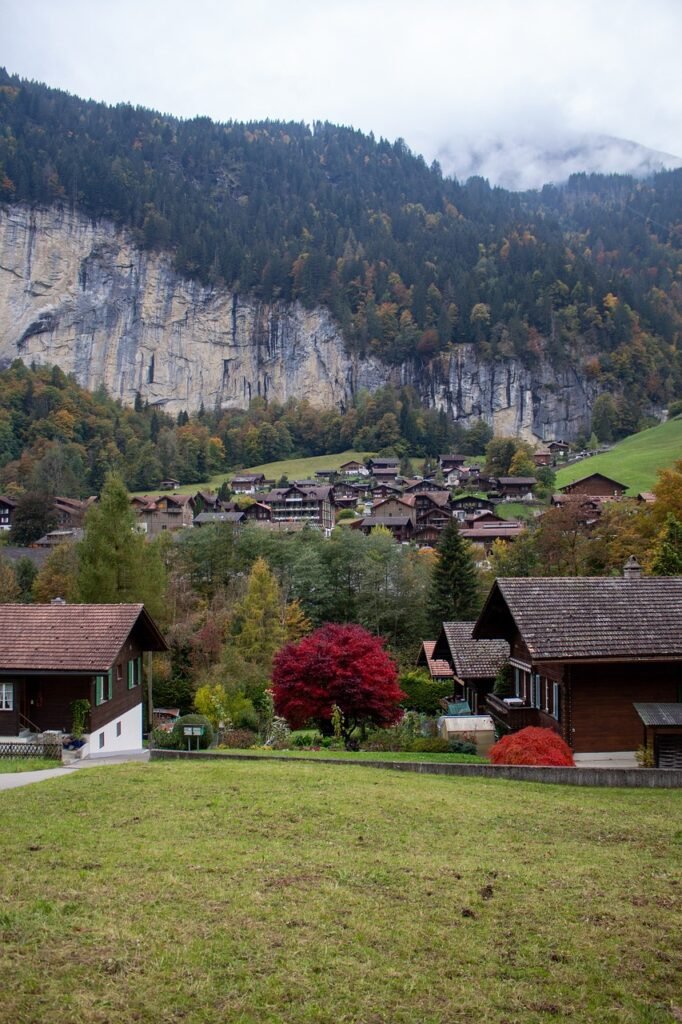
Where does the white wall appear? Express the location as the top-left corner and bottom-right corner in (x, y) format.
(81, 702), (143, 758)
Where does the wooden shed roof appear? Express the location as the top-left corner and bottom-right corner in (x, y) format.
(0, 604), (167, 674)
(473, 577), (682, 661)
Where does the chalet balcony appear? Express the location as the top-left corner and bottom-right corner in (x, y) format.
(485, 693), (540, 731)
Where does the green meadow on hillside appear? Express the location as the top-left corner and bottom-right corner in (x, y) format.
(555, 417), (682, 494)
(1, 761), (680, 1024)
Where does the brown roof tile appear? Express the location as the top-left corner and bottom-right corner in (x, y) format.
(421, 640), (454, 678)
(442, 621), (509, 679)
(475, 577), (682, 660)
(0, 604), (167, 673)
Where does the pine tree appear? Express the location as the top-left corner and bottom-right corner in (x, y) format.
(427, 518), (479, 631)
(77, 473), (166, 618)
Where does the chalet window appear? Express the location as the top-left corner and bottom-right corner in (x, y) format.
(127, 656), (142, 689)
(552, 683), (561, 721)
(531, 675), (542, 709)
(0, 683), (14, 711)
(95, 669), (113, 706)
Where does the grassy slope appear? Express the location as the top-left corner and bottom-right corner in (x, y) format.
(1, 761), (680, 1024)
(555, 417), (682, 494)
(132, 451), (375, 497)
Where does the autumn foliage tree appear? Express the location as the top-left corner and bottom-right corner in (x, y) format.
(272, 624), (404, 747)
(489, 727), (575, 767)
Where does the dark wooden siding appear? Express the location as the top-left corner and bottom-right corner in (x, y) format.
(568, 662), (680, 752)
(90, 640), (144, 732)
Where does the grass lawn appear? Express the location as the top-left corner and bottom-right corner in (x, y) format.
(1, 761), (680, 1024)
(555, 416), (682, 494)
(0, 758), (61, 773)
(210, 748), (485, 763)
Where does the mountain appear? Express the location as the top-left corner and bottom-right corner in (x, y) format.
(435, 132), (682, 191)
(0, 69), (681, 442)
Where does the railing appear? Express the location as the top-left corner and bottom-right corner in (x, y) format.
(18, 711), (43, 734)
(486, 693), (540, 731)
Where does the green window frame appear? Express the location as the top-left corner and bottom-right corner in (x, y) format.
(128, 657), (142, 689)
(95, 670), (113, 706)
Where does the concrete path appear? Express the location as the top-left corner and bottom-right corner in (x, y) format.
(0, 750), (150, 792)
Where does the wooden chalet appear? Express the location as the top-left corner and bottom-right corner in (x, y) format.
(451, 496), (496, 521)
(559, 473), (628, 498)
(438, 454), (467, 472)
(0, 495), (17, 532)
(231, 473), (266, 494)
(54, 496), (95, 529)
(432, 622), (509, 714)
(371, 494), (417, 524)
(497, 476), (537, 499)
(352, 515), (414, 543)
(133, 494), (195, 538)
(533, 450), (552, 466)
(459, 519), (525, 559)
(159, 478), (180, 490)
(259, 484), (336, 533)
(0, 603), (167, 756)
(339, 460), (368, 476)
(241, 501), (272, 523)
(472, 562), (682, 764)
(402, 478), (450, 494)
(547, 441), (570, 454)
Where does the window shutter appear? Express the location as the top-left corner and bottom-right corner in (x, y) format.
(95, 675), (103, 705)
(108, 667), (113, 700)
(137, 656), (142, 686)
(128, 660), (134, 689)
(553, 682), (560, 721)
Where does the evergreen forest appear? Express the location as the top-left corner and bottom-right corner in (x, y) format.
(1, 69), (681, 422)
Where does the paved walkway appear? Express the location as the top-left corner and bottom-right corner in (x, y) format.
(0, 750), (150, 792)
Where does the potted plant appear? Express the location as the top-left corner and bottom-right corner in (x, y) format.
(68, 699), (91, 749)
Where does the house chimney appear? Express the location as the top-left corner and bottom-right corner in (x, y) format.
(623, 556), (642, 580)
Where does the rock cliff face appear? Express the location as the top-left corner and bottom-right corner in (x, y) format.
(0, 205), (597, 440)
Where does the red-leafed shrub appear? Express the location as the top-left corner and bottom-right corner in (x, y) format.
(489, 727), (575, 767)
(272, 623), (404, 747)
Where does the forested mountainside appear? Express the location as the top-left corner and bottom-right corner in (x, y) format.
(0, 68), (681, 419)
(0, 362), (478, 495)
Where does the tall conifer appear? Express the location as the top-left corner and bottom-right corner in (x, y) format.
(427, 518), (479, 631)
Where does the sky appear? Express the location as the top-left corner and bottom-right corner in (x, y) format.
(4, 0), (682, 187)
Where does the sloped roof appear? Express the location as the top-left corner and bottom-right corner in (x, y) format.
(442, 621), (509, 679)
(559, 472), (628, 493)
(0, 604), (167, 673)
(473, 577), (682, 660)
(419, 641), (454, 678)
(634, 703), (682, 727)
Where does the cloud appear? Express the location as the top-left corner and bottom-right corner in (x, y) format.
(4, 0), (682, 178)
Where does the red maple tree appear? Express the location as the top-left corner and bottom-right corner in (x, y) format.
(272, 623), (404, 746)
(489, 727), (575, 767)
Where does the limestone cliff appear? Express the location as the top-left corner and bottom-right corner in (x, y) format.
(0, 205), (597, 440)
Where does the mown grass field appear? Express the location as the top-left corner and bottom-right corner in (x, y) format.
(555, 417), (682, 494)
(0, 758), (61, 773)
(1, 760), (680, 1024)
(204, 748), (485, 763)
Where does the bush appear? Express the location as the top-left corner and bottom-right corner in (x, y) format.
(448, 739), (478, 755)
(399, 670), (452, 715)
(489, 727), (575, 767)
(408, 737), (451, 753)
(219, 728), (258, 749)
(336, 508), (357, 520)
(293, 733), (314, 747)
(150, 727), (180, 749)
(171, 714), (214, 750)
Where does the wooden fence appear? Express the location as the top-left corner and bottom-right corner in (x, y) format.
(0, 742), (62, 760)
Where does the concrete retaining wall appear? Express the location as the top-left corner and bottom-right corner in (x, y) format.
(149, 749), (682, 788)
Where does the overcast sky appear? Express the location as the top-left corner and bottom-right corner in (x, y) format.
(4, 0), (682, 183)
